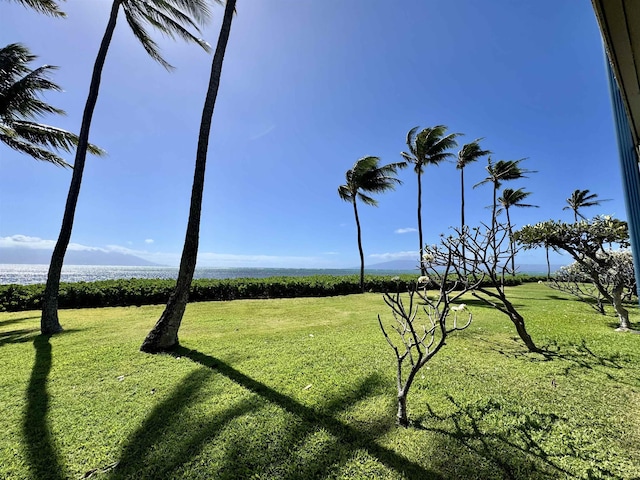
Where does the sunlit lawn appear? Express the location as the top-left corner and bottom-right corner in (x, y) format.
(1, 284), (639, 479)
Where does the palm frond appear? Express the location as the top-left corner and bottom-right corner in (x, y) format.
(123, 6), (173, 70)
(457, 138), (491, 169)
(0, 43), (105, 166)
(6, 0), (66, 17)
(11, 120), (106, 156)
(337, 184), (353, 202)
(122, 0), (212, 71)
(0, 131), (71, 167)
(136, 2), (211, 51)
(358, 192), (378, 206)
(339, 156), (402, 207)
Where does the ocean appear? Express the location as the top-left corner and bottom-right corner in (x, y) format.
(0, 263), (556, 285)
(0, 264), (400, 285)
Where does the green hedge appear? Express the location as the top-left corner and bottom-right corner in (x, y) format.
(0, 274), (545, 312)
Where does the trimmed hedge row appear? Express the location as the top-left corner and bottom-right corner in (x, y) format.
(0, 274), (546, 312)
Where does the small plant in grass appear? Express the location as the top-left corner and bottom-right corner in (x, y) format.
(378, 249), (482, 426)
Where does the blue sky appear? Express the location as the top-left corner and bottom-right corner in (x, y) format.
(0, 0), (627, 268)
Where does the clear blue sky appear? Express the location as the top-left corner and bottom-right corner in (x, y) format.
(0, 0), (627, 268)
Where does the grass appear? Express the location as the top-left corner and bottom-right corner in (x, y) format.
(1, 284), (639, 479)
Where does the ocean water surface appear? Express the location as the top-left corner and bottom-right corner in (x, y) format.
(0, 264), (401, 285)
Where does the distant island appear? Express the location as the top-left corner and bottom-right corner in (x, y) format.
(366, 259), (563, 275)
(0, 247), (160, 266)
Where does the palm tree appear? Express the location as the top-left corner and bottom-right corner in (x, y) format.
(140, 0), (235, 353)
(1, 43), (103, 167)
(563, 189), (610, 222)
(5, 0), (66, 17)
(41, 0), (213, 335)
(336, 156), (403, 293)
(456, 139), (490, 266)
(401, 125), (460, 275)
(475, 158), (534, 232)
(497, 187), (538, 274)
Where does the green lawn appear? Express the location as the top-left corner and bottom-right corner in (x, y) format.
(1, 284), (639, 479)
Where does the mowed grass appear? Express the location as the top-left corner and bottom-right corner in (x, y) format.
(1, 284), (639, 479)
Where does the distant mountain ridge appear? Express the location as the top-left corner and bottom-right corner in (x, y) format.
(0, 248), (160, 266)
(365, 259), (564, 274)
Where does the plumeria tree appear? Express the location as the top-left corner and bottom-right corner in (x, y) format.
(550, 251), (636, 315)
(422, 223), (541, 352)
(379, 248), (482, 426)
(516, 216), (634, 331)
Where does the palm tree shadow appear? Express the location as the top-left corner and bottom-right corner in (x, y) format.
(110, 368), (259, 479)
(0, 315), (39, 327)
(22, 335), (66, 480)
(169, 346), (440, 479)
(0, 328), (40, 347)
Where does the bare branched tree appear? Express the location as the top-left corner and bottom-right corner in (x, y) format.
(378, 246), (484, 427)
(425, 222), (541, 353)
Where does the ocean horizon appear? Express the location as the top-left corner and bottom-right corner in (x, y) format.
(0, 263), (560, 286)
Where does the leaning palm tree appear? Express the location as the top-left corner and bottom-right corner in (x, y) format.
(475, 158), (534, 232)
(41, 0), (213, 335)
(336, 156), (403, 294)
(5, 0), (66, 17)
(0, 43), (103, 167)
(401, 125), (460, 275)
(140, 0), (235, 353)
(563, 189), (610, 222)
(456, 139), (490, 266)
(497, 187), (538, 274)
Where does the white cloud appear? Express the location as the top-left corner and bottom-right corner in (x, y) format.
(144, 239), (154, 244)
(1, 235), (327, 268)
(394, 227), (417, 234)
(323, 251), (339, 255)
(369, 251), (417, 261)
(0, 235), (102, 252)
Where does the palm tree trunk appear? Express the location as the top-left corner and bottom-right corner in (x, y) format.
(460, 168), (466, 272)
(506, 206), (515, 275)
(417, 173), (425, 276)
(40, 0), (121, 335)
(140, 0), (236, 353)
(353, 199), (365, 293)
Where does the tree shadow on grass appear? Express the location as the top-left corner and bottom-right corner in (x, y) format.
(22, 335), (66, 480)
(0, 328), (39, 347)
(109, 368), (260, 479)
(165, 347), (441, 480)
(414, 395), (626, 480)
(480, 337), (640, 389)
(0, 315), (39, 327)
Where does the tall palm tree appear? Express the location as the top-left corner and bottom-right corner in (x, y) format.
(1, 43), (103, 167)
(497, 187), (538, 273)
(140, 0), (235, 353)
(401, 125), (460, 275)
(41, 0), (213, 335)
(456, 139), (490, 266)
(563, 189), (609, 222)
(336, 156), (403, 293)
(5, 0), (66, 17)
(475, 158), (534, 232)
